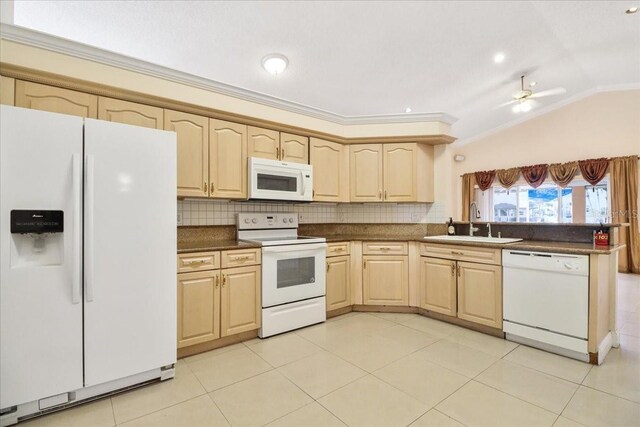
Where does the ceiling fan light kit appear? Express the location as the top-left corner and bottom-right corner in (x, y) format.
(500, 75), (566, 113)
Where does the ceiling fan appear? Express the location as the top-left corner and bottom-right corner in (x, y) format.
(496, 75), (566, 113)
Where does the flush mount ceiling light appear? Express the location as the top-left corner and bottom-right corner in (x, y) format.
(625, 6), (638, 13)
(404, 107), (412, 113)
(261, 54), (288, 75)
(493, 52), (505, 63)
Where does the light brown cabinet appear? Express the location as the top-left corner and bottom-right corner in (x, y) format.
(176, 250), (261, 350)
(220, 265), (261, 337)
(326, 242), (351, 312)
(177, 270), (220, 348)
(165, 109), (209, 198)
(209, 119), (248, 199)
(457, 262), (502, 328)
(0, 76), (15, 105)
(98, 97), (163, 129)
(419, 257), (457, 316)
(363, 255), (408, 306)
(419, 244), (502, 329)
(15, 80), (97, 118)
(350, 143), (434, 203)
(248, 126), (309, 164)
(350, 144), (383, 201)
(310, 138), (349, 202)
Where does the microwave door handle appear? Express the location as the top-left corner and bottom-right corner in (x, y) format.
(300, 170), (305, 195)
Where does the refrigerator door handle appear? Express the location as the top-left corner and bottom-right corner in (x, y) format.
(85, 154), (95, 302)
(72, 154), (82, 304)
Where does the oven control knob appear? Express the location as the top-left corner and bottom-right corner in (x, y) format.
(251, 218), (258, 224)
(288, 218), (294, 223)
(283, 218), (287, 223)
(244, 218), (250, 224)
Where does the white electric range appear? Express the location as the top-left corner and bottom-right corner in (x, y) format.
(237, 213), (326, 338)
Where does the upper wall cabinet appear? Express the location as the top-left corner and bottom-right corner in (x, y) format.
(350, 144), (384, 202)
(384, 143), (434, 202)
(165, 109), (209, 198)
(248, 126), (279, 160)
(310, 138), (349, 202)
(248, 126), (309, 164)
(15, 80), (97, 118)
(0, 76), (15, 106)
(98, 97), (163, 129)
(280, 133), (309, 164)
(350, 143), (434, 203)
(209, 119), (248, 199)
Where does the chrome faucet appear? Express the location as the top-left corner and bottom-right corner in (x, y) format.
(469, 201), (480, 236)
(487, 223), (492, 238)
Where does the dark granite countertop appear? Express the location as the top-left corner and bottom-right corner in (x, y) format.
(177, 239), (261, 254)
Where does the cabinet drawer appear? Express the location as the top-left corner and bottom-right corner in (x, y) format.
(327, 242), (350, 257)
(221, 248), (261, 268)
(177, 251), (220, 272)
(420, 243), (501, 265)
(363, 241), (408, 255)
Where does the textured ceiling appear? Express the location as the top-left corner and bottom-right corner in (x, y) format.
(11, 0), (640, 142)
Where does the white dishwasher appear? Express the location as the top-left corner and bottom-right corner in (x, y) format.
(502, 249), (589, 361)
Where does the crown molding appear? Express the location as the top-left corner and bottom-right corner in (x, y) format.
(455, 83), (640, 147)
(0, 23), (457, 126)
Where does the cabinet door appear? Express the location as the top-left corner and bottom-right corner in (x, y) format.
(419, 257), (457, 316)
(363, 256), (408, 305)
(165, 109), (209, 198)
(350, 144), (383, 202)
(248, 126), (279, 160)
(457, 262), (502, 328)
(209, 119), (247, 199)
(98, 97), (163, 129)
(280, 132), (309, 164)
(177, 270), (220, 348)
(326, 255), (351, 311)
(0, 76), (15, 105)
(384, 143), (417, 202)
(310, 138), (348, 202)
(220, 265), (261, 337)
(15, 80), (97, 118)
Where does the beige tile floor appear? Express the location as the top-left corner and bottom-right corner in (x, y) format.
(23, 273), (640, 427)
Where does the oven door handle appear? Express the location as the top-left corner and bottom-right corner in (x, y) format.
(262, 243), (327, 253)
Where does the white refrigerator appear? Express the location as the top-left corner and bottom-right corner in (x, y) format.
(0, 105), (176, 425)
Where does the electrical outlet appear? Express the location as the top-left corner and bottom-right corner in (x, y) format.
(177, 212), (183, 226)
(298, 213), (304, 222)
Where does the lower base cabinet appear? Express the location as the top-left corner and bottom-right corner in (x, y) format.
(363, 255), (408, 305)
(419, 252), (502, 329)
(326, 255), (351, 311)
(221, 265), (261, 336)
(177, 250), (261, 349)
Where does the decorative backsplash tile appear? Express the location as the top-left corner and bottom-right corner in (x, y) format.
(177, 200), (446, 226)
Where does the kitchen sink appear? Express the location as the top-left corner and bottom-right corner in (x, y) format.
(423, 235), (523, 244)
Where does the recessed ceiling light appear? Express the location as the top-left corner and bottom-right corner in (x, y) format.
(625, 6), (638, 14)
(493, 52), (505, 63)
(529, 81), (537, 87)
(261, 54), (288, 75)
(405, 107), (412, 113)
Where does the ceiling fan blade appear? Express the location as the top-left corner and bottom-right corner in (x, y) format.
(531, 87), (566, 98)
(493, 99), (517, 110)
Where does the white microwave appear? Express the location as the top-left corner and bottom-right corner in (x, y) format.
(248, 157), (313, 202)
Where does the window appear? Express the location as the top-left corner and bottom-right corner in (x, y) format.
(479, 178), (609, 224)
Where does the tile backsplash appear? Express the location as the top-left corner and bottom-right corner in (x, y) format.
(178, 200), (446, 226)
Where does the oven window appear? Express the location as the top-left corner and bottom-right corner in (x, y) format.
(257, 173), (297, 192)
(277, 257), (315, 288)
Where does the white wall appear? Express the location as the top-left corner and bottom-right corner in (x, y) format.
(451, 90), (640, 219)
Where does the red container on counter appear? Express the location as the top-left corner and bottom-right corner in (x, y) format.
(594, 230), (609, 246)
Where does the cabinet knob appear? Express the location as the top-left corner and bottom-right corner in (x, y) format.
(281, 148), (285, 159)
(276, 147), (280, 159)
(210, 183), (214, 195)
(451, 262), (456, 276)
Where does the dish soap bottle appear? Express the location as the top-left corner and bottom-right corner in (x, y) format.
(447, 218), (455, 235)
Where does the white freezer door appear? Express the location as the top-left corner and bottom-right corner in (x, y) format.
(0, 106), (83, 408)
(83, 119), (176, 386)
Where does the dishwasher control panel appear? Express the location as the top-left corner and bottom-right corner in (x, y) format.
(502, 250), (589, 276)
